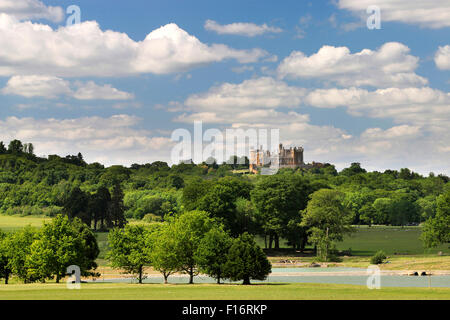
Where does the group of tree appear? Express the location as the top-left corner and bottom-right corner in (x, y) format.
(0, 140), (448, 257)
(0, 140), (34, 156)
(0, 215), (99, 284)
(63, 184), (126, 230)
(108, 210), (271, 285)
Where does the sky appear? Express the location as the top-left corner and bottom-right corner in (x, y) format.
(0, 0), (449, 174)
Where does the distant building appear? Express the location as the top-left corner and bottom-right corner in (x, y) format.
(249, 143), (305, 174)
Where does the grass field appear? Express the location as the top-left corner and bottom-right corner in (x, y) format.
(0, 282), (449, 300)
(337, 226), (449, 256)
(1, 214), (449, 270)
(0, 215), (51, 233)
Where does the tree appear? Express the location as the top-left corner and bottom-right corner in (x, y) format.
(223, 233), (271, 285)
(8, 140), (23, 154)
(64, 187), (90, 226)
(107, 224), (155, 283)
(151, 223), (181, 284)
(25, 215), (99, 283)
(421, 190), (450, 248)
(301, 189), (354, 261)
(198, 177), (253, 236)
(6, 226), (38, 283)
(89, 186), (111, 230)
(0, 142), (6, 154)
(169, 210), (216, 284)
(195, 227), (232, 284)
(251, 175), (311, 249)
(0, 231), (12, 284)
(108, 183), (127, 228)
(340, 163), (367, 176)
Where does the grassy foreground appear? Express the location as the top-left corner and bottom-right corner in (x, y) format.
(0, 283), (449, 300)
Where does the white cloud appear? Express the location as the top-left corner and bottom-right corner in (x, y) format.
(435, 45), (450, 70)
(165, 76), (450, 174)
(1, 75), (134, 100)
(278, 42), (428, 88)
(72, 81), (134, 100)
(305, 87), (450, 127)
(184, 77), (306, 112)
(204, 20), (282, 37)
(337, 0), (450, 29)
(0, 0), (63, 22)
(0, 15), (269, 77)
(1, 75), (71, 98)
(0, 115), (175, 166)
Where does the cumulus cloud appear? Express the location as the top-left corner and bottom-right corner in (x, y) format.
(0, 14), (269, 77)
(1, 75), (133, 100)
(278, 42), (428, 88)
(165, 76), (450, 174)
(204, 20), (282, 37)
(1, 75), (71, 98)
(184, 77), (306, 112)
(305, 87), (450, 127)
(0, 0), (64, 22)
(337, 0), (450, 29)
(72, 81), (134, 100)
(0, 115), (175, 166)
(435, 45), (450, 70)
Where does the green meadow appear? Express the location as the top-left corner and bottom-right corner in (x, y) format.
(0, 282), (449, 300)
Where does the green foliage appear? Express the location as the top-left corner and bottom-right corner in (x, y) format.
(150, 223), (180, 284)
(421, 190), (450, 248)
(25, 215), (99, 283)
(0, 230), (12, 284)
(301, 189), (354, 261)
(167, 210), (217, 284)
(370, 250), (387, 265)
(5, 226), (38, 282)
(107, 224), (155, 283)
(251, 174), (312, 249)
(195, 228), (232, 284)
(223, 233), (271, 285)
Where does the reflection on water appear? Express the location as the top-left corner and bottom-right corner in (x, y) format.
(91, 267), (450, 287)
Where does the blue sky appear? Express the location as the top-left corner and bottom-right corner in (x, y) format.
(0, 0), (449, 174)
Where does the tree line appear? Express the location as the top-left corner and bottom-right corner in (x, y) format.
(0, 215), (98, 284)
(0, 140), (449, 258)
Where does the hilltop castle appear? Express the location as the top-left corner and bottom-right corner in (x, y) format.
(249, 144), (305, 174)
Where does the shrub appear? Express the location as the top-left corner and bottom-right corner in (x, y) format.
(142, 213), (162, 223)
(370, 250), (387, 264)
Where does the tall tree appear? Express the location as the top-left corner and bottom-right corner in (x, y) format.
(6, 226), (38, 283)
(421, 190), (450, 248)
(108, 183), (127, 228)
(251, 174), (311, 249)
(151, 223), (181, 284)
(8, 140), (23, 154)
(107, 224), (155, 283)
(169, 210), (216, 284)
(301, 189), (354, 261)
(64, 187), (90, 226)
(195, 227), (232, 284)
(25, 215), (99, 283)
(0, 231), (12, 284)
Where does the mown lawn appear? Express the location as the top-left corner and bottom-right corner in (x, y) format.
(336, 226), (449, 256)
(0, 282), (449, 300)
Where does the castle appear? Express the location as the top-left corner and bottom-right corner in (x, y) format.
(249, 144), (305, 174)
